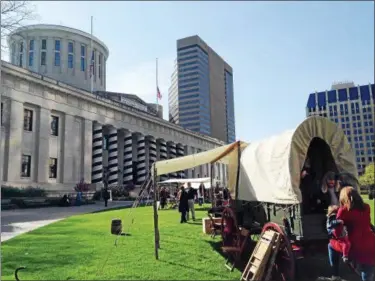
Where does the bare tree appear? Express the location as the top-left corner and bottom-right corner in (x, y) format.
(1, 1), (37, 51)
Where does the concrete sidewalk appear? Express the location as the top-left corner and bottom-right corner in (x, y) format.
(1, 201), (135, 242)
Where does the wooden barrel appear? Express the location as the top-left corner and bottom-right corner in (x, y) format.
(111, 219), (122, 235)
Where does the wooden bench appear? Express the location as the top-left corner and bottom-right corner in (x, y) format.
(222, 228), (250, 271)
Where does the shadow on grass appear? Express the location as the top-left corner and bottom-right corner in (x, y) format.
(159, 259), (226, 279)
(194, 207), (211, 212)
(187, 221), (202, 225)
(91, 206), (132, 214)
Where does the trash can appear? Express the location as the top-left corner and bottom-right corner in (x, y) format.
(111, 219), (122, 235)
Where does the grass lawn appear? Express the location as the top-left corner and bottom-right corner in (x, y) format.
(2, 198), (374, 281)
(1, 205), (242, 280)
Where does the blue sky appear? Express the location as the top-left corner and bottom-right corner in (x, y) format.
(4, 1), (374, 142)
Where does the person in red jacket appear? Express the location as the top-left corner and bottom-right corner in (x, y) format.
(331, 186), (375, 281)
(326, 205), (351, 266)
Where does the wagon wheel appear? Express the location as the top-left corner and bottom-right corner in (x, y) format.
(221, 207), (240, 247)
(261, 222), (295, 281)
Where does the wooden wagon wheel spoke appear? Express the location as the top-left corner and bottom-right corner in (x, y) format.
(261, 222), (296, 281)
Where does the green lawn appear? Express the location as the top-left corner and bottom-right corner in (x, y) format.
(1, 205), (241, 280)
(2, 198), (374, 280)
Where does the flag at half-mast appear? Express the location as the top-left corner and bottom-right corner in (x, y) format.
(157, 86), (162, 100)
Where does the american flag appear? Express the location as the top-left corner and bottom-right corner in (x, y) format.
(157, 86), (162, 100)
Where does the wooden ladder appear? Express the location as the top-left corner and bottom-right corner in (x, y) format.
(240, 230), (280, 281)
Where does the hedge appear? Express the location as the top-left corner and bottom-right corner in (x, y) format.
(1, 186), (46, 198)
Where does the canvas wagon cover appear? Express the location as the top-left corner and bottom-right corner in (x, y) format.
(237, 116), (358, 204)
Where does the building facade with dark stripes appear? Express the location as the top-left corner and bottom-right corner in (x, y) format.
(0, 61), (228, 190)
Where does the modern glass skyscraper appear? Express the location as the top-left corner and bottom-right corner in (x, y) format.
(306, 82), (374, 174)
(169, 35), (235, 144)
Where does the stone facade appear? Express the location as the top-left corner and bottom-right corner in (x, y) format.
(0, 61), (227, 190)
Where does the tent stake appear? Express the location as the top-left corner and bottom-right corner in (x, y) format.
(153, 165), (159, 260)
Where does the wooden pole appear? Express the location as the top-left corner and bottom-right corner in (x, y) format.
(210, 163), (214, 207)
(152, 165), (159, 259)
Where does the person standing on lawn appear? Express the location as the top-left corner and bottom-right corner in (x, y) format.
(178, 185), (189, 223)
(328, 186), (375, 281)
(186, 183), (197, 221)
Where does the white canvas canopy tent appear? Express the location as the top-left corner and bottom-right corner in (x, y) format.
(238, 116), (358, 204)
(153, 141), (249, 197)
(158, 177), (212, 189)
(150, 116), (357, 259)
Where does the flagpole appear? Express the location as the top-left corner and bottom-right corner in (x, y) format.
(90, 16), (94, 95)
(156, 58), (159, 106)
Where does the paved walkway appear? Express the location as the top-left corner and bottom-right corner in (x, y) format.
(1, 201), (135, 242)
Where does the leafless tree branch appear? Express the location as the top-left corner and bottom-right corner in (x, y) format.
(1, 1), (37, 52)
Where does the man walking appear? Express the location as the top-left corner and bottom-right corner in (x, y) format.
(187, 183), (197, 221)
(178, 186), (189, 223)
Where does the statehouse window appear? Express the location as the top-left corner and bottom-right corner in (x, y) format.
(23, 109), (33, 131)
(21, 155), (31, 177)
(54, 40), (61, 66)
(41, 39), (47, 66)
(68, 42), (74, 69)
(80, 45), (86, 71)
(51, 115), (59, 136)
(49, 158), (58, 179)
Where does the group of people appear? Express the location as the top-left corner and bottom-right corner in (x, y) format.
(314, 171), (375, 281)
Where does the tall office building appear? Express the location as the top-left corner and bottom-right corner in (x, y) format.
(306, 82), (375, 174)
(168, 35), (235, 144)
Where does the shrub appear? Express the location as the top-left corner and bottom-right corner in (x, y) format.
(111, 186), (130, 198)
(93, 191), (102, 201)
(1, 186), (46, 198)
(74, 181), (90, 192)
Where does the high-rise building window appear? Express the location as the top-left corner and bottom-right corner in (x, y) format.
(21, 155), (31, 177)
(49, 158), (58, 179)
(68, 42), (74, 69)
(19, 41), (23, 67)
(80, 45), (86, 71)
(23, 109), (33, 131)
(54, 40), (61, 66)
(51, 115), (59, 136)
(41, 39), (47, 66)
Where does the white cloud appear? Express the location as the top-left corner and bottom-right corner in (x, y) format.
(106, 57), (175, 120)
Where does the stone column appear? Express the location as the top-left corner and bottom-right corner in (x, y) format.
(82, 119), (93, 183)
(157, 138), (168, 181)
(91, 121), (103, 184)
(107, 127), (119, 186)
(123, 131), (133, 185)
(176, 143), (185, 178)
(167, 141), (177, 178)
(63, 114), (75, 183)
(6, 100), (23, 182)
(136, 134), (146, 185)
(147, 135), (157, 174)
(37, 107), (50, 183)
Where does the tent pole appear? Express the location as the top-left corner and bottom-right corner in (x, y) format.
(210, 163), (214, 207)
(235, 141), (241, 200)
(153, 165), (159, 259)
